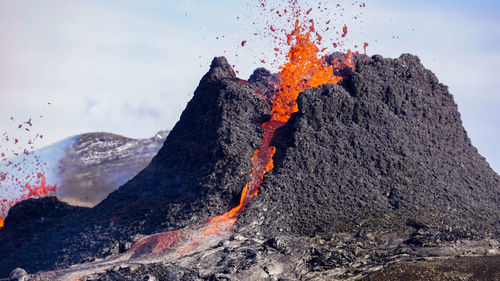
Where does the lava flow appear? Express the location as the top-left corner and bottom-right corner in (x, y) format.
(33, 18), (351, 279)
(119, 12), (353, 268)
(126, 2), (356, 258)
(204, 20), (343, 236)
(32, 1), (360, 279)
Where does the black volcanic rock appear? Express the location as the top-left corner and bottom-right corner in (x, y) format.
(86, 54), (498, 280)
(0, 57), (269, 277)
(78, 54), (500, 280)
(0, 54), (499, 280)
(237, 54), (500, 240)
(3, 197), (83, 233)
(93, 56), (269, 231)
(248, 67), (280, 100)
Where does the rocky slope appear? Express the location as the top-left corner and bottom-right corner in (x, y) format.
(0, 54), (499, 280)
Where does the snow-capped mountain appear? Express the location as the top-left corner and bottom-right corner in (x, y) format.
(3, 131), (168, 207)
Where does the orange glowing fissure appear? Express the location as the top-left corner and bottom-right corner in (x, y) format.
(0, 14), (356, 281)
(204, 20), (343, 235)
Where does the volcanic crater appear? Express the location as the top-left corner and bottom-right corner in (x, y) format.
(0, 54), (499, 280)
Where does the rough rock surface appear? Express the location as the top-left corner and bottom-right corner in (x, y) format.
(0, 57), (269, 277)
(362, 255), (500, 281)
(237, 54), (500, 239)
(8, 268), (29, 281)
(3, 197), (84, 230)
(0, 54), (499, 280)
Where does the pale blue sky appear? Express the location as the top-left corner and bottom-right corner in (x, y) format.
(0, 0), (498, 173)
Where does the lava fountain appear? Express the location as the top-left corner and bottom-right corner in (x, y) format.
(121, 2), (353, 261)
(0, 173), (57, 228)
(0, 115), (55, 229)
(204, 19), (343, 236)
(33, 1), (359, 279)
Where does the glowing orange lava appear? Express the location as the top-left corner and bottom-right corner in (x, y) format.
(19, 173), (57, 201)
(27, 3), (365, 278)
(1, 115), (55, 229)
(203, 19), (343, 236)
(0, 173), (57, 229)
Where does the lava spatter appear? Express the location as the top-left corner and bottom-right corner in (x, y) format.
(0, 173), (58, 228)
(0, 115), (57, 228)
(203, 19), (344, 237)
(19, 173), (58, 201)
(31, 1), (359, 279)
(128, 0), (356, 255)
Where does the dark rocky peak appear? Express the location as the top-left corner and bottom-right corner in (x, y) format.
(198, 57), (237, 85)
(0, 55), (270, 276)
(248, 67), (280, 88)
(238, 54), (500, 240)
(108, 56), (269, 205)
(248, 67), (281, 101)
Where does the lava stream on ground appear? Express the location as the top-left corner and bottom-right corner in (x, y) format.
(31, 1), (356, 280)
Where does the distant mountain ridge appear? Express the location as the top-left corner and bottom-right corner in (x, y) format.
(17, 130), (169, 207)
(56, 130), (169, 206)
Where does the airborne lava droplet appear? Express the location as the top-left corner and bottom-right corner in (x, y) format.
(0, 173), (58, 228)
(29, 2), (360, 277)
(200, 11), (348, 238)
(0, 115), (58, 228)
(341, 24), (348, 37)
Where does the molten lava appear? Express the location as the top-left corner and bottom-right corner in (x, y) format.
(19, 173), (57, 201)
(27, 2), (365, 279)
(1, 115), (55, 229)
(0, 173), (57, 228)
(125, 25), (349, 257)
(125, 4), (356, 260)
(203, 20), (343, 236)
